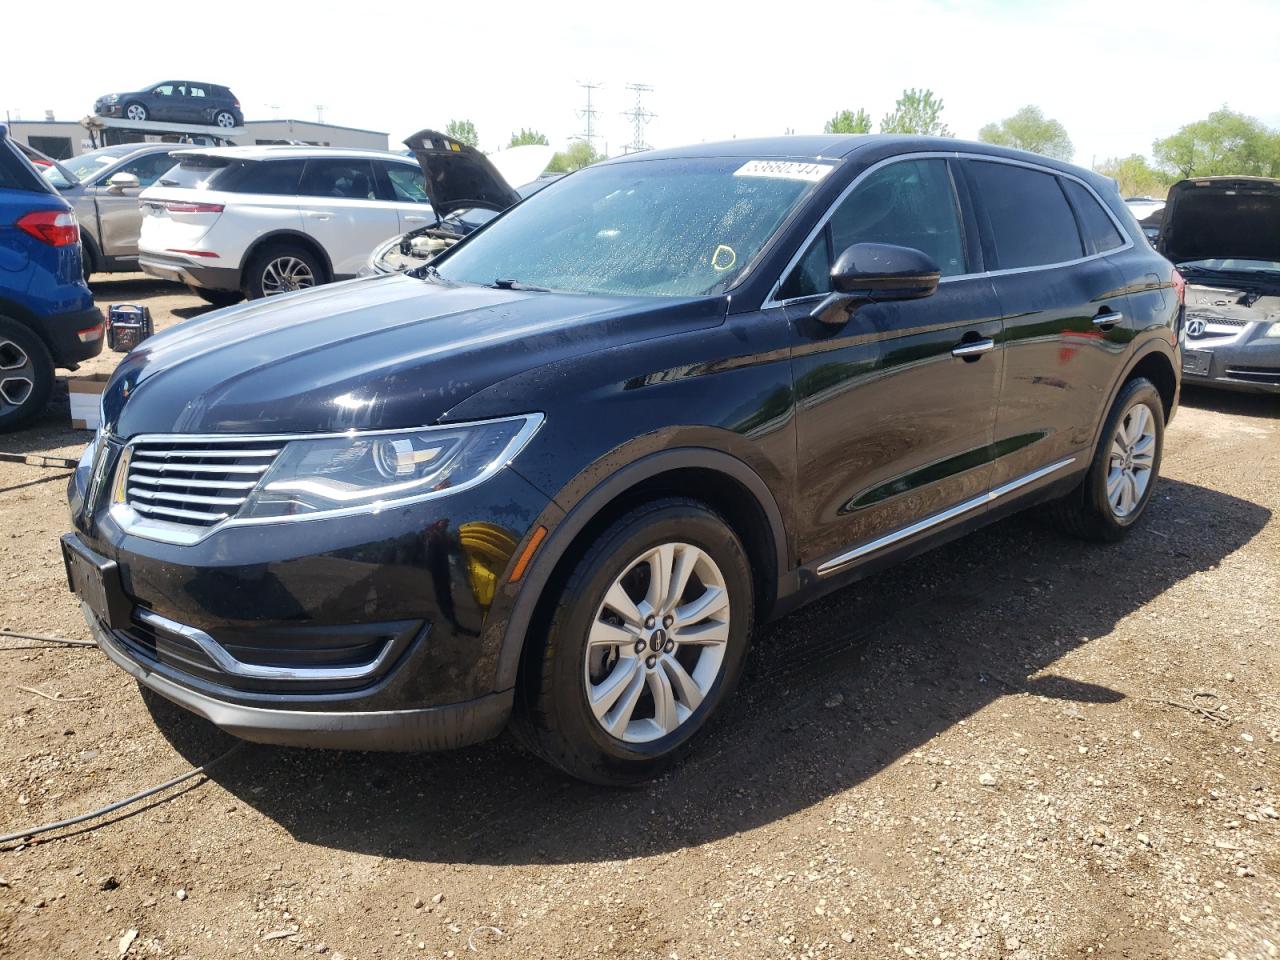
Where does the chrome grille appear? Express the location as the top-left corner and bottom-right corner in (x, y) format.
(1186, 313), (1248, 327)
(124, 439), (281, 527)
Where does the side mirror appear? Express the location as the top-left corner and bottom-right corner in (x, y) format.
(811, 242), (941, 325)
(105, 172), (140, 193)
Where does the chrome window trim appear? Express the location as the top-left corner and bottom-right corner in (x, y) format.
(815, 456), (1077, 576)
(764, 151), (1134, 309)
(106, 413), (544, 546)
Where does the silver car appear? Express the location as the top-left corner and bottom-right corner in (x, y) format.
(38, 145), (181, 278)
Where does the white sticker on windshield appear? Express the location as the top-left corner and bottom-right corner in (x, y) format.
(734, 160), (834, 182)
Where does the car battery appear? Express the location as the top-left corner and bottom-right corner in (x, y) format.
(106, 304), (153, 353)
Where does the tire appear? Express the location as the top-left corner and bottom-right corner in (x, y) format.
(124, 102), (148, 122)
(0, 317), (55, 433)
(515, 498), (754, 785)
(1052, 376), (1164, 542)
(243, 243), (324, 300)
(80, 234), (99, 281)
(213, 111), (236, 129)
(188, 285), (244, 307)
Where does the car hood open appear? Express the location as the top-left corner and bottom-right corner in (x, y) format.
(101, 274), (725, 437)
(404, 129), (525, 218)
(1159, 176), (1280, 265)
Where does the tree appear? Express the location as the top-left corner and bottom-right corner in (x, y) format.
(445, 119), (479, 148)
(1153, 108), (1280, 178)
(1095, 155), (1171, 199)
(546, 140), (601, 173)
(978, 105), (1073, 161)
(879, 88), (951, 137)
(824, 108), (872, 135)
(509, 128), (549, 147)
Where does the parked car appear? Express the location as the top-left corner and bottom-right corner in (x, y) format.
(64, 135), (1181, 783)
(365, 130), (558, 275)
(1158, 176), (1280, 393)
(94, 82), (242, 129)
(33, 144), (181, 278)
(137, 146), (436, 304)
(1123, 196), (1165, 243)
(0, 126), (102, 431)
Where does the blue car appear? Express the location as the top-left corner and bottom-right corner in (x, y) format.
(0, 125), (103, 431)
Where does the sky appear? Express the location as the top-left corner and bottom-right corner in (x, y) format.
(4, 0), (1279, 167)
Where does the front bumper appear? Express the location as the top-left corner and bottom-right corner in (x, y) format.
(139, 251), (241, 292)
(66, 450), (551, 750)
(1182, 328), (1280, 395)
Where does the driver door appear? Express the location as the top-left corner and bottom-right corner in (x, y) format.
(91, 152), (177, 259)
(783, 157), (1005, 570)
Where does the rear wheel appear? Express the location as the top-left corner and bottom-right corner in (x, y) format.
(124, 102), (148, 122)
(516, 498), (753, 785)
(213, 111), (236, 128)
(0, 317), (54, 433)
(188, 285), (244, 308)
(1052, 376), (1164, 541)
(243, 243), (323, 299)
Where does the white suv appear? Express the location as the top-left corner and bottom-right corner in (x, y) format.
(138, 146), (434, 304)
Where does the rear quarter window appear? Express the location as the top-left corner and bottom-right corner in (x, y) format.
(967, 160), (1083, 269)
(158, 158), (231, 190)
(1063, 179), (1125, 253)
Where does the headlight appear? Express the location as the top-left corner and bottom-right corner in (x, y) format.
(105, 94), (119, 103)
(238, 414), (542, 520)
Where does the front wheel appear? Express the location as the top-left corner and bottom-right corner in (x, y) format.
(516, 498), (754, 785)
(1052, 376), (1165, 541)
(243, 244), (323, 299)
(124, 102), (148, 122)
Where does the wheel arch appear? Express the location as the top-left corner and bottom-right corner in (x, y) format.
(238, 231), (334, 285)
(1092, 339), (1178, 451)
(492, 448), (790, 693)
(0, 297), (55, 356)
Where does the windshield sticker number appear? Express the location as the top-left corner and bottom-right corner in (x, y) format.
(734, 160), (834, 182)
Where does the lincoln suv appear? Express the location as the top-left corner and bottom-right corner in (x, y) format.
(63, 135), (1182, 784)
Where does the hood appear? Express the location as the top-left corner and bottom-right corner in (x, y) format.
(102, 274), (725, 437)
(1159, 176), (1280, 265)
(404, 129), (523, 218)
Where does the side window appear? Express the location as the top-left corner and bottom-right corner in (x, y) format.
(188, 86), (206, 98)
(383, 162), (429, 203)
(118, 153), (176, 187)
(1062, 179), (1124, 254)
(829, 159), (967, 277)
(300, 159), (378, 200)
(229, 159), (305, 195)
(966, 161), (1083, 269)
(778, 232), (831, 300)
(152, 85), (174, 97)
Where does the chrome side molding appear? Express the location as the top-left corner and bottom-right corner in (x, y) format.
(816, 457), (1077, 576)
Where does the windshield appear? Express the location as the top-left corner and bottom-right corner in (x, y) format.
(42, 146), (138, 187)
(434, 157), (830, 297)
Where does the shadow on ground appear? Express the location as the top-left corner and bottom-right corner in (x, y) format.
(145, 477), (1269, 865)
(1180, 385), (1277, 419)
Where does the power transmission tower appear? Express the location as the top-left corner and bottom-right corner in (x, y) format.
(621, 83), (655, 154)
(576, 81), (602, 151)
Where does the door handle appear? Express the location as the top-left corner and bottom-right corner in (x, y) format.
(403, 215), (429, 223)
(1092, 309), (1124, 328)
(301, 210), (332, 220)
(952, 338), (994, 360)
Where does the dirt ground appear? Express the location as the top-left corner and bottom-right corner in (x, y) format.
(0, 275), (1276, 960)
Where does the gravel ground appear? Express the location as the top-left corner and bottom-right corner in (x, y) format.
(0, 276), (1276, 960)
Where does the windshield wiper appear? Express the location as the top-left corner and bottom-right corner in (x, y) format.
(491, 278), (550, 292)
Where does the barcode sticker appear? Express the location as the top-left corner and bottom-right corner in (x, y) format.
(734, 160), (834, 182)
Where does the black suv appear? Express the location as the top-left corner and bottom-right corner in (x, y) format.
(94, 82), (242, 129)
(63, 136), (1182, 784)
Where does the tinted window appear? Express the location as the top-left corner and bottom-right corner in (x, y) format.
(383, 162), (428, 203)
(967, 161), (1083, 269)
(300, 159), (378, 200)
(1063, 179), (1124, 253)
(778, 232), (831, 300)
(829, 159), (966, 277)
(0, 142), (46, 192)
(220, 159), (306, 195)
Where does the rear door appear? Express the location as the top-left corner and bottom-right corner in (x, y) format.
(297, 157), (401, 277)
(961, 159), (1132, 487)
(375, 160), (435, 233)
(782, 156), (1005, 569)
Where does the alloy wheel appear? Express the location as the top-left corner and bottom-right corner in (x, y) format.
(125, 104), (147, 121)
(583, 542), (730, 744)
(215, 112), (235, 128)
(0, 338), (35, 415)
(1106, 402), (1155, 518)
(261, 257), (316, 296)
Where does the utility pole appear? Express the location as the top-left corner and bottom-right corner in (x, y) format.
(576, 81), (601, 152)
(621, 83), (655, 154)
(315, 104), (327, 124)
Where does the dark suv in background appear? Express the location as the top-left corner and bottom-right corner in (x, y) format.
(63, 135), (1181, 784)
(94, 82), (242, 129)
